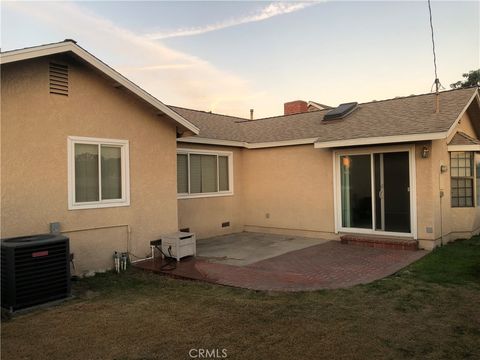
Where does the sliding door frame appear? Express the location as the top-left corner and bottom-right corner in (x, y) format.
(332, 144), (417, 239)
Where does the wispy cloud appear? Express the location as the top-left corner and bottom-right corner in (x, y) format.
(3, 1), (271, 117)
(146, 2), (316, 40)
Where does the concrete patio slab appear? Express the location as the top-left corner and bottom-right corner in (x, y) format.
(134, 232), (427, 291)
(196, 232), (328, 266)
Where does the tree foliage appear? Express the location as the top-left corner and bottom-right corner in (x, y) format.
(450, 69), (480, 89)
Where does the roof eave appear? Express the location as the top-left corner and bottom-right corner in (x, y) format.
(445, 88), (480, 139)
(314, 132), (447, 149)
(0, 42), (200, 135)
(177, 137), (319, 149)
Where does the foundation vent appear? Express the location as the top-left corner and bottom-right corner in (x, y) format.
(49, 63), (69, 96)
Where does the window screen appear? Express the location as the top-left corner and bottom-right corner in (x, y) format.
(101, 146), (122, 200)
(75, 144), (99, 202)
(177, 154), (188, 193)
(219, 156), (229, 191)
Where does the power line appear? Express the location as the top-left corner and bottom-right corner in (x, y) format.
(428, 0), (443, 94)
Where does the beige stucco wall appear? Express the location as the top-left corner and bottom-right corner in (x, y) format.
(242, 145), (337, 239)
(1, 55), (179, 274)
(180, 134), (478, 250)
(177, 144), (244, 238)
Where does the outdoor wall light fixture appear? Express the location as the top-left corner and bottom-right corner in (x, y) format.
(421, 146), (430, 158)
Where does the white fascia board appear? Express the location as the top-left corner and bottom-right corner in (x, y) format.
(445, 90), (479, 139)
(247, 138), (318, 149)
(314, 132), (447, 149)
(1, 42), (72, 64)
(1, 42), (200, 135)
(177, 137), (246, 147)
(177, 137), (318, 149)
(447, 145), (480, 152)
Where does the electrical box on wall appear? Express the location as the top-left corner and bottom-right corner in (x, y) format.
(50, 222), (61, 234)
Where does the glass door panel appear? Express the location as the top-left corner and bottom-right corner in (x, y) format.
(383, 152), (410, 233)
(340, 155), (372, 229)
(373, 152), (410, 233)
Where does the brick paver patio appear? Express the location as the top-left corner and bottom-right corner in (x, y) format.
(134, 241), (427, 291)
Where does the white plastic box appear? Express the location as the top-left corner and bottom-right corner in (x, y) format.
(161, 231), (196, 262)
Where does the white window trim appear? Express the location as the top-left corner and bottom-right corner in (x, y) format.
(332, 144), (417, 239)
(177, 148), (234, 199)
(67, 136), (130, 210)
(450, 151), (477, 208)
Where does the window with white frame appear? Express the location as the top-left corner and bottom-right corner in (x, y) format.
(450, 151), (475, 207)
(177, 150), (232, 197)
(68, 136), (129, 209)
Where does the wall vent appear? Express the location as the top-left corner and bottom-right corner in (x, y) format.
(49, 63), (69, 96)
(221, 222), (230, 228)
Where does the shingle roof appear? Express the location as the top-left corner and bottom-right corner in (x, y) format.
(172, 87), (478, 144)
(169, 106), (248, 142)
(448, 131), (480, 146)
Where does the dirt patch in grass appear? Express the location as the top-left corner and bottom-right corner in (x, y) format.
(2, 237), (480, 360)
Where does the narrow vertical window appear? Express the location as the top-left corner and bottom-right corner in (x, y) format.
(177, 154), (188, 194)
(218, 156), (229, 191)
(189, 154), (202, 194)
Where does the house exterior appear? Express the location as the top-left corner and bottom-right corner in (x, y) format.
(0, 41), (199, 273)
(1, 41), (479, 274)
(174, 88), (480, 251)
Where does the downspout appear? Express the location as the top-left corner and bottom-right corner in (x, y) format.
(439, 169), (444, 245)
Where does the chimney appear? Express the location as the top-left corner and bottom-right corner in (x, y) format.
(250, 108), (254, 120)
(284, 100), (308, 115)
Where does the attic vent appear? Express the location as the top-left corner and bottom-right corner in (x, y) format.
(49, 63), (69, 96)
(323, 102), (358, 121)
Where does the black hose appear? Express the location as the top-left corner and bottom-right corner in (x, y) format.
(154, 245), (177, 271)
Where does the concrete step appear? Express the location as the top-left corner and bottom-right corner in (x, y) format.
(340, 234), (418, 251)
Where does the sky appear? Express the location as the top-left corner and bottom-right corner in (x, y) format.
(1, 1), (479, 118)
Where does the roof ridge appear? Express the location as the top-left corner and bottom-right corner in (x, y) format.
(357, 86), (478, 106)
(168, 105), (249, 121)
(237, 87), (478, 123)
(0, 39), (74, 55)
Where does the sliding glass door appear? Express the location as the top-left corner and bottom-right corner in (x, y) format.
(339, 150), (412, 235)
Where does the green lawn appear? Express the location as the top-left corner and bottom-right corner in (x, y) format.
(2, 237), (480, 360)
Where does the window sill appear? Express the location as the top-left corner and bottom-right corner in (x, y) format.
(177, 192), (234, 200)
(68, 201), (130, 210)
